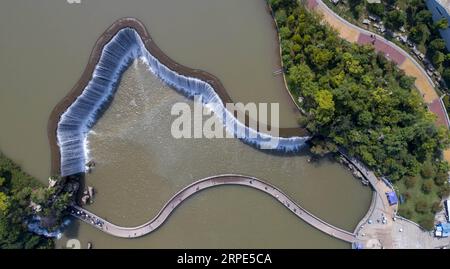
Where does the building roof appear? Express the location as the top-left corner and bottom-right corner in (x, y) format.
(386, 191), (398, 205)
(438, 222), (450, 232)
(436, 0), (450, 14)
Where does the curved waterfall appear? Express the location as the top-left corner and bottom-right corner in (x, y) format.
(57, 28), (310, 176)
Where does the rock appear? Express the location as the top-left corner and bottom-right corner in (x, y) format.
(88, 186), (94, 199)
(85, 160), (95, 173)
(81, 195), (90, 205)
(30, 201), (42, 212)
(48, 177), (57, 188)
(64, 181), (79, 194)
(86, 160), (96, 168)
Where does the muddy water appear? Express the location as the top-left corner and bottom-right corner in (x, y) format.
(0, 0), (298, 182)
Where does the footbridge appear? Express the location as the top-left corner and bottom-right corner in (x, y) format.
(70, 174), (357, 243)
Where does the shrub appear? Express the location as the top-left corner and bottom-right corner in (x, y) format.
(422, 180), (434, 194)
(403, 191), (411, 201)
(398, 207), (413, 219)
(419, 215), (435, 231)
(421, 162), (435, 179)
(434, 171), (448, 186)
(415, 200), (429, 214)
(437, 184), (450, 198)
(405, 176), (417, 189)
(431, 201), (443, 214)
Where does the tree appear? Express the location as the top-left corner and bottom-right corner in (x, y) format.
(435, 18), (449, 30)
(431, 201), (443, 213)
(287, 14), (295, 25)
(352, 4), (364, 20)
(442, 68), (450, 85)
(398, 207), (412, 219)
(310, 47), (334, 70)
(385, 10), (406, 30)
(422, 179), (434, 194)
(313, 89), (335, 125)
(409, 24), (430, 44)
(434, 171), (448, 186)
(419, 215), (435, 231)
(357, 111), (373, 126)
(414, 10), (433, 25)
(405, 176), (417, 189)
(421, 161), (435, 178)
(415, 200), (429, 214)
(367, 3), (384, 18)
(269, 1), (450, 225)
(292, 34), (302, 44)
(0, 153), (55, 249)
(310, 141), (333, 156)
(438, 184), (450, 198)
(399, 76), (415, 90)
(288, 63), (317, 96)
(429, 39), (446, 52)
(0, 192), (8, 213)
(275, 9), (288, 25)
(432, 51), (445, 66)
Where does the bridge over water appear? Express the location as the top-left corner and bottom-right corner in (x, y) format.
(70, 174), (357, 243)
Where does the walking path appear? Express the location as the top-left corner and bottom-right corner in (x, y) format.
(70, 174), (357, 243)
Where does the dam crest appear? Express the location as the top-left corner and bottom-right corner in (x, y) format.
(56, 27), (310, 177)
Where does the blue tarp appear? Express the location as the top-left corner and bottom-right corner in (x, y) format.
(353, 242), (364, 249)
(386, 191), (398, 205)
(436, 223), (450, 237)
(439, 223), (450, 233)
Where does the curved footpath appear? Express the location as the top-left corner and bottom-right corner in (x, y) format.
(70, 174), (357, 243)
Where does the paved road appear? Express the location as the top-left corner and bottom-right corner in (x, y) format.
(309, 0), (438, 102)
(70, 174), (357, 243)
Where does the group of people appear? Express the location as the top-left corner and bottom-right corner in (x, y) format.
(370, 34), (377, 45)
(69, 207), (104, 229)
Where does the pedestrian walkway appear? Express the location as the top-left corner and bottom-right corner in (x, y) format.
(71, 174), (358, 243)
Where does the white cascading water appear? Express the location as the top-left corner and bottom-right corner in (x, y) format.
(57, 28), (310, 177)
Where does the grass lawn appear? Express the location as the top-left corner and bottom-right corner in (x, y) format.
(396, 174), (441, 229)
